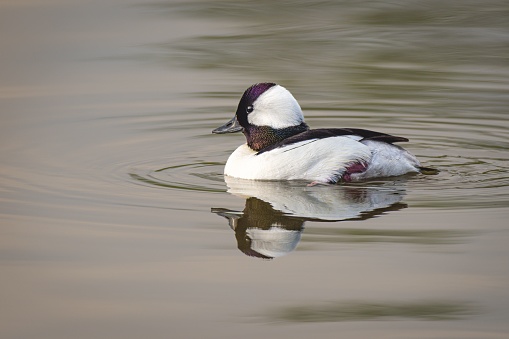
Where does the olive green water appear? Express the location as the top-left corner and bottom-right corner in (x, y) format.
(1, 0), (508, 338)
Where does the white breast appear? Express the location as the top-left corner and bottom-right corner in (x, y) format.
(224, 136), (372, 183)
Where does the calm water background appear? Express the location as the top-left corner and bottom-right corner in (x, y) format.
(1, 0), (509, 338)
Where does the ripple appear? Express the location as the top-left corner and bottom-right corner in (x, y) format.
(128, 160), (226, 193)
(405, 149), (509, 209)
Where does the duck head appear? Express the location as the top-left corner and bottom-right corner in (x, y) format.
(212, 83), (309, 151)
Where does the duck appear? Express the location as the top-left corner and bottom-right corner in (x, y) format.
(212, 82), (435, 184)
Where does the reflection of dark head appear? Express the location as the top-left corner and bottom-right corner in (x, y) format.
(239, 197), (304, 230)
(213, 197), (305, 259)
(236, 198), (304, 259)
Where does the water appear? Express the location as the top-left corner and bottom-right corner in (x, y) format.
(1, 0), (508, 338)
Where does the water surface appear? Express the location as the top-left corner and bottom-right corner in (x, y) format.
(1, 0), (509, 338)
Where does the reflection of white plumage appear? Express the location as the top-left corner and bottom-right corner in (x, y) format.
(213, 83), (434, 183)
(246, 226), (301, 259)
(212, 178), (408, 259)
(225, 176), (406, 221)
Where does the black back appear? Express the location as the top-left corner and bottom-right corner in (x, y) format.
(256, 128), (408, 155)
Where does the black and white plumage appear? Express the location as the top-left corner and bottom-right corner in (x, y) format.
(213, 83), (432, 184)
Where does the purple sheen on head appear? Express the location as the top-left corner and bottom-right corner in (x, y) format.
(243, 83), (277, 102)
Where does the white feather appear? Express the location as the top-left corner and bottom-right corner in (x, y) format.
(247, 85), (304, 128)
(352, 140), (421, 180)
(224, 136), (372, 183)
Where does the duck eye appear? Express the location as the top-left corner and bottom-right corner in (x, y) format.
(246, 105), (254, 114)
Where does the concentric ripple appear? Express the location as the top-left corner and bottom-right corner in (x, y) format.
(128, 160), (226, 193)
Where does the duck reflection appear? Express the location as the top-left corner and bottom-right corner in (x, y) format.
(212, 177), (407, 259)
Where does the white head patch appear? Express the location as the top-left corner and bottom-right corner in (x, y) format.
(247, 85), (304, 129)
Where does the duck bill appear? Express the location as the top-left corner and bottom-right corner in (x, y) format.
(212, 116), (243, 134)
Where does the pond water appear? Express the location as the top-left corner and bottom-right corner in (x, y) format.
(1, 0), (509, 338)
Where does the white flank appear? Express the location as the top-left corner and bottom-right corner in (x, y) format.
(351, 140), (421, 180)
(224, 136), (372, 183)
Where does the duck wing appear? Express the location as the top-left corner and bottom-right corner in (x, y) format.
(257, 128), (408, 155)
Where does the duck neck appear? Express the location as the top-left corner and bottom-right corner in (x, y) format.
(244, 122), (309, 152)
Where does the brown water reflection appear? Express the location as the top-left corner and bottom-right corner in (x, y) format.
(270, 300), (477, 322)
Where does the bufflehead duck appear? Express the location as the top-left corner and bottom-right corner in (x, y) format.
(213, 82), (434, 184)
